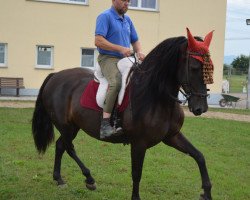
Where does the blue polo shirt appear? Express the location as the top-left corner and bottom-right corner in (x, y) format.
(95, 6), (138, 58)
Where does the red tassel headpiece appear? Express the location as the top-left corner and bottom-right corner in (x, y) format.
(186, 28), (214, 84)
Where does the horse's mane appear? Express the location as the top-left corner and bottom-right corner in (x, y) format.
(131, 36), (187, 120)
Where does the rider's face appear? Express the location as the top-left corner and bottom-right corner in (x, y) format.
(113, 0), (130, 15)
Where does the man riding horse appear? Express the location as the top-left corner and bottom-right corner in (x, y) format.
(95, 0), (145, 139)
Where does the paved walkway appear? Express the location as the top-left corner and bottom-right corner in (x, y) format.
(1, 93), (248, 108)
(184, 109), (250, 123)
(0, 96), (37, 101)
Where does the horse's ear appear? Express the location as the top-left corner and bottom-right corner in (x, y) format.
(186, 28), (197, 49)
(204, 30), (214, 48)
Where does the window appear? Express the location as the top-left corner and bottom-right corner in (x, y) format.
(130, 0), (158, 11)
(36, 46), (53, 68)
(0, 43), (7, 67)
(28, 0), (88, 5)
(69, 0), (85, 2)
(81, 48), (98, 69)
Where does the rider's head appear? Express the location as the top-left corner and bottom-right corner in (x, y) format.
(112, 0), (130, 15)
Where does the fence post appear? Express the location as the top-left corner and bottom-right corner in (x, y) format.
(246, 53), (250, 109)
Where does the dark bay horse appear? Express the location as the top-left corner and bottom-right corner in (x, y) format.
(32, 28), (214, 200)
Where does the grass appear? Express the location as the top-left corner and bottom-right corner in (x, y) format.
(224, 74), (247, 93)
(0, 108), (249, 200)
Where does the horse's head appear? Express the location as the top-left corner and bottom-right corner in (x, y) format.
(178, 28), (214, 116)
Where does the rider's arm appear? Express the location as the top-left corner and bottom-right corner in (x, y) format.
(132, 41), (145, 61)
(95, 35), (131, 57)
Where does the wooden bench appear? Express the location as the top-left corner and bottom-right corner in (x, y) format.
(0, 77), (25, 96)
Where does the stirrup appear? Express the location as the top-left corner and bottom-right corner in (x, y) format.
(100, 119), (115, 139)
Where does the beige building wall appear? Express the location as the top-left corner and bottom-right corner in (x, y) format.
(0, 0), (227, 94)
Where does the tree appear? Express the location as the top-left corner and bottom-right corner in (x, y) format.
(231, 55), (249, 74)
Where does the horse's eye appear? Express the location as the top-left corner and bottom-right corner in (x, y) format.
(189, 59), (202, 69)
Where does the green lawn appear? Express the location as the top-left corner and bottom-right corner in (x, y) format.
(0, 108), (249, 200)
(224, 74), (247, 93)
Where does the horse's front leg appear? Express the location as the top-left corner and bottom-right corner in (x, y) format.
(130, 142), (147, 200)
(163, 133), (212, 200)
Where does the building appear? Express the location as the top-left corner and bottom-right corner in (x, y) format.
(0, 0), (227, 99)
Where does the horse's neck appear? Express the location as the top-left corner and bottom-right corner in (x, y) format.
(129, 77), (179, 124)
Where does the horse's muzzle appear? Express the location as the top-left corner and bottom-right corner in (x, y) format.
(188, 98), (208, 116)
(192, 108), (204, 116)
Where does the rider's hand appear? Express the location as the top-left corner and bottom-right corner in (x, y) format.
(120, 47), (132, 57)
(136, 52), (145, 61)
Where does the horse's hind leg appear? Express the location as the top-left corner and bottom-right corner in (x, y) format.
(163, 133), (212, 200)
(62, 128), (96, 190)
(53, 136), (66, 186)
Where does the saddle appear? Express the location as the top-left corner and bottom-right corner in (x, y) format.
(94, 56), (137, 108)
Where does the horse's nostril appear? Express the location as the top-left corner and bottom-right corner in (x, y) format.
(193, 108), (202, 116)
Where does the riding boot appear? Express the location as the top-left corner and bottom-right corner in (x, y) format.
(100, 118), (116, 139)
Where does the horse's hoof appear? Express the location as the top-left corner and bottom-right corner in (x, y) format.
(54, 177), (66, 186)
(199, 194), (211, 200)
(86, 183), (97, 190)
(58, 183), (68, 188)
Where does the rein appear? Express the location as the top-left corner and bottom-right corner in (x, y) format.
(179, 88), (210, 104)
(128, 53), (155, 74)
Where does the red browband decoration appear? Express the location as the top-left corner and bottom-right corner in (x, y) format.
(186, 28), (214, 84)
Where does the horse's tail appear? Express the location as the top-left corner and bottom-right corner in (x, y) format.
(32, 73), (55, 154)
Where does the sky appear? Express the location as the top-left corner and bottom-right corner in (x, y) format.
(224, 0), (250, 56)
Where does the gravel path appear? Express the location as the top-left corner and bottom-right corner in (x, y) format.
(0, 101), (35, 108)
(184, 110), (250, 123)
(0, 101), (249, 123)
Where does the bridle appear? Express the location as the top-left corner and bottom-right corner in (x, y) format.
(179, 50), (210, 104)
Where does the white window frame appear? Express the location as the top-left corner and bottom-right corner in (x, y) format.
(0, 43), (7, 67)
(36, 45), (54, 69)
(28, 0), (88, 6)
(80, 48), (98, 70)
(129, 0), (158, 11)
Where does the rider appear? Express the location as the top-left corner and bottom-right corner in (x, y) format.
(95, 0), (145, 139)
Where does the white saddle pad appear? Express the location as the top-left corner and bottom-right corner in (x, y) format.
(94, 56), (135, 108)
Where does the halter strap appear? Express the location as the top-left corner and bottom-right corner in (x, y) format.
(177, 50), (210, 104)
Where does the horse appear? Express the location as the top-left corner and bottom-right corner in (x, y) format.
(32, 28), (214, 200)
